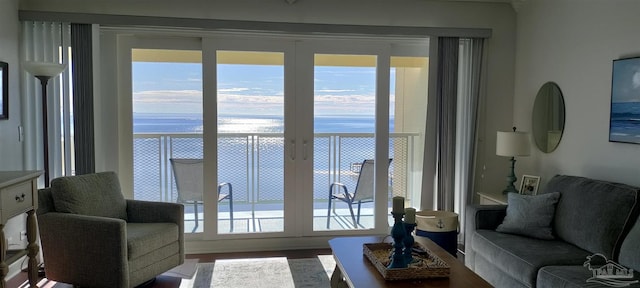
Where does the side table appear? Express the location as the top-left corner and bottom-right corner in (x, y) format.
(0, 171), (42, 288)
(477, 191), (507, 205)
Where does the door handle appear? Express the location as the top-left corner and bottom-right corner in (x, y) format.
(303, 140), (308, 160)
(290, 140), (296, 161)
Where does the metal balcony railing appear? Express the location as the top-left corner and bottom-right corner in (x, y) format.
(133, 132), (419, 208)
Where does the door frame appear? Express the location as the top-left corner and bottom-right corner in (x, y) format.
(118, 31), (430, 246)
(294, 39), (392, 237)
(202, 36), (297, 240)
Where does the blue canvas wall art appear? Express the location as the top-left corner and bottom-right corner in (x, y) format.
(610, 57), (640, 144)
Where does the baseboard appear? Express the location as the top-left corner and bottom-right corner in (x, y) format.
(7, 255), (27, 281)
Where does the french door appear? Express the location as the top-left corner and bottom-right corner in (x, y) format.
(126, 34), (429, 242)
(295, 40), (392, 235)
(201, 38), (295, 238)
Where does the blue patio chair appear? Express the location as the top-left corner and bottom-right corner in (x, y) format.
(170, 158), (233, 232)
(327, 159), (392, 229)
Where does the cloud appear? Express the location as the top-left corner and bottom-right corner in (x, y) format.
(133, 89), (389, 116)
(314, 94), (375, 104)
(316, 89), (355, 93)
(633, 70), (640, 89)
(133, 90), (202, 103)
(219, 87), (251, 92)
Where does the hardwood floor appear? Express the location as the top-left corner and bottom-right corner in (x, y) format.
(8, 248), (332, 288)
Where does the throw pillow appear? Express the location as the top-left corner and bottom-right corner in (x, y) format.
(496, 191), (561, 240)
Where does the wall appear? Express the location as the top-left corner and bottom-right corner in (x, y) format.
(0, 0), (31, 279)
(0, 0), (23, 169)
(514, 0), (640, 188)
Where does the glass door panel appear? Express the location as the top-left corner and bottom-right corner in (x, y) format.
(313, 54), (380, 231)
(216, 50), (285, 234)
(131, 48), (205, 234)
(388, 56), (429, 226)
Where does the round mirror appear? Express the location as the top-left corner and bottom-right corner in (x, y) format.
(532, 82), (565, 153)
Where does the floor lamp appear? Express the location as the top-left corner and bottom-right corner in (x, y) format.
(25, 62), (66, 188)
(496, 127), (531, 194)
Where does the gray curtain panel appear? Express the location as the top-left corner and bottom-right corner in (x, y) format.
(71, 23), (95, 174)
(436, 37), (459, 212)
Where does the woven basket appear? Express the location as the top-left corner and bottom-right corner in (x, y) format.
(363, 242), (450, 280)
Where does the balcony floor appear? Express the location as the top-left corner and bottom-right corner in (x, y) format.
(183, 207), (392, 233)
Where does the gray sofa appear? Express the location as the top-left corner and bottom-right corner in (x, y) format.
(465, 175), (640, 288)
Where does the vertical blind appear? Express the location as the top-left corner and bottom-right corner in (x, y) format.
(22, 21), (73, 182)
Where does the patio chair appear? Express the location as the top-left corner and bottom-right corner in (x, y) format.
(170, 158), (233, 232)
(327, 159), (392, 228)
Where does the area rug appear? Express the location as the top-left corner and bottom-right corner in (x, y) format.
(16, 256), (335, 288)
(180, 255), (336, 288)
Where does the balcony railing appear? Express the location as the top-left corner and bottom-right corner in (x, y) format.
(133, 132), (419, 207)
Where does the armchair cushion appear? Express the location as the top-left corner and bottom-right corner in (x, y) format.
(127, 223), (179, 259)
(50, 171), (128, 221)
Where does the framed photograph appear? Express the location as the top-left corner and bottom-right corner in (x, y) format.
(609, 56), (640, 144)
(519, 175), (541, 196)
(0, 61), (7, 120)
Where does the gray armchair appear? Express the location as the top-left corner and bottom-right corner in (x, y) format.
(37, 171), (184, 288)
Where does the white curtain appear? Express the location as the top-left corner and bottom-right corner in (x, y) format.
(454, 38), (484, 245)
(22, 21), (72, 185)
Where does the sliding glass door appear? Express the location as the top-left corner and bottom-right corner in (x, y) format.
(213, 49), (288, 235)
(131, 47), (206, 234)
(310, 52), (381, 231)
(126, 34), (429, 241)
(301, 41), (429, 234)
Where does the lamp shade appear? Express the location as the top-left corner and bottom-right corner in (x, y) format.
(496, 131), (531, 157)
(24, 61), (66, 77)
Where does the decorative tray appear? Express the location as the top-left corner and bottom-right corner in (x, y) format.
(363, 242), (450, 280)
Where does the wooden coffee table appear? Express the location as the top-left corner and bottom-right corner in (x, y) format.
(328, 236), (491, 288)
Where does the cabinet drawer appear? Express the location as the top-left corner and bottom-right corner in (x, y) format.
(0, 181), (34, 219)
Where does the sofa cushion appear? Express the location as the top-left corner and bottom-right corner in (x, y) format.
(127, 222), (179, 260)
(50, 172), (128, 221)
(474, 255), (530, 288)
(537, 265), (640, 288)
(496, 192), (560, 240)
(473, 229), (592, 286)
(619, 216), (640, 271)
(544, 175), (640, 258)
(537, 265), (595, 288)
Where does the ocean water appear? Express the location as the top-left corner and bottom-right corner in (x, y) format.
(610, 102), (640, 143)
(133, 113), (393, 133)
(133, 113), (397, 203)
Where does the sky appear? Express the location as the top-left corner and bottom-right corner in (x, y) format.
(132, 62), (395, 116)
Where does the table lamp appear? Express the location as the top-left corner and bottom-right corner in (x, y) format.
(25, 61), (66, 187)
(496, 127), (530, 194)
